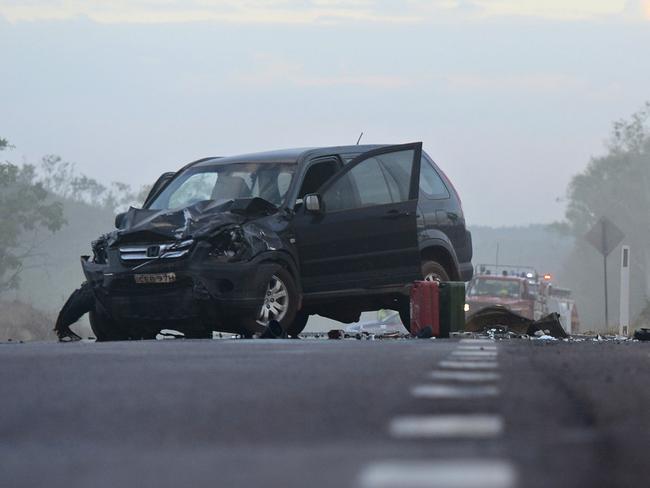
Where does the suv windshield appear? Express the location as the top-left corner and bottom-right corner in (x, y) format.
(468, 278), (522, 298)
(148, 162), (295, 210)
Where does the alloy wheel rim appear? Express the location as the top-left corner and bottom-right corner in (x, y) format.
(424, 273), (442, 282)
(257, 274), (289, 326)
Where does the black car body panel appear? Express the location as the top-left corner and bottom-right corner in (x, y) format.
(80, 142), (472, 335)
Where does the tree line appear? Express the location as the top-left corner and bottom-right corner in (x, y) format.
(0, 140), (149, 294)
(558, 102), (650, 327)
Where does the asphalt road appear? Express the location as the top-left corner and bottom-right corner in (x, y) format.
(1, 337), (649, 488)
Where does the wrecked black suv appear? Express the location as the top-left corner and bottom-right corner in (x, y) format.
(79, 143), (472, 340)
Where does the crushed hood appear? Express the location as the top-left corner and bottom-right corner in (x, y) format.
(114, 198), (278, 244)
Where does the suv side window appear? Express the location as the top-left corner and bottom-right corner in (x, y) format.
(420, 156), (449, 199)
(377, 151), (414, 202)
(323, 158), (392, 212)
(298, 158), (340, 199)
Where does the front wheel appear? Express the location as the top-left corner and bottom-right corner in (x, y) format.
(89, 306), (130, 342)
(240, 265), (299, 337)
(286, 310), (309, 338)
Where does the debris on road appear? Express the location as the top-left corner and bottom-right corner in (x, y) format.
(633, 328), (650, 341)
(54, 282), (94, 342)
(328, 329), (345, 340)
(260, 320), (286, 339)
(415, 326), (434, 339)
(533, 334), (557, 341)
(157, 329), (186, 339)
(465, 305), (568, 339)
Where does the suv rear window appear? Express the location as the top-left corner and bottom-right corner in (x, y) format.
(420, 157), (449, 199)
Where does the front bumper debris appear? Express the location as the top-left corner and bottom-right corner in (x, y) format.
(464, 305), (568, 339)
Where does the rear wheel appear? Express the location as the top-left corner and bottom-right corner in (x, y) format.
(421, 260), (450, 282)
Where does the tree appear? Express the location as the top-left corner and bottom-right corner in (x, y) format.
(39, 154), (150, 213)
(565, 102), (650, 236)
(0, 140), (66, 294)
(561, 103), (650, 326)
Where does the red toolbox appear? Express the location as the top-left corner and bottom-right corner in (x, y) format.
(409, 280), (440, 337)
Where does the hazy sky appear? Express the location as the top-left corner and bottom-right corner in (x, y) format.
(1, 1), (649, 226)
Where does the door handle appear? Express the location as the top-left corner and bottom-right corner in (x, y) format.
(382, 210), (411, 220)
(447, 212), (459, 222)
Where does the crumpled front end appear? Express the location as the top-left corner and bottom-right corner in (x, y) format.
(81, 198), (291, 334)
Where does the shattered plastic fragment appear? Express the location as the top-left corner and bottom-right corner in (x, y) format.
(157, 329), (186, 339)
(327, 329), (345, 340)
(533, 334), (557, 341)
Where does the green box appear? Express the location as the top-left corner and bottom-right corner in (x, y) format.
(438, 281), (466, 337)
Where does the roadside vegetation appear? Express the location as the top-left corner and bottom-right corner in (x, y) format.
(0, 138), (150, 341)
(557, 102), (650, 330)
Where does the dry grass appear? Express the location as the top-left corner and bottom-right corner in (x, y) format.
(0, 300), (56, 342)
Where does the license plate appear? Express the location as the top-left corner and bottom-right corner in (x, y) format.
(134, 272), (176, 284)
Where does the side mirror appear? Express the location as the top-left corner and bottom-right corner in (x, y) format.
(304, 193), (322, 213)
(115, 212), (127, 229)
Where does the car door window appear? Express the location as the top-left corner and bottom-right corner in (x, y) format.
(298, 159), (340, 199)
(323, 158), (392, 212)
(354, 159), (394, 207)
(375, 150), (415, 202)
(420, 157), (450, 199)
(322, 148), (419, 212)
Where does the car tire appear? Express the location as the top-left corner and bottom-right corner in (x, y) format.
(89, 306), (130, 342)
(287, 310), (309, 338)
(241, 265), (299, 337)
(421, 260), (450, 282)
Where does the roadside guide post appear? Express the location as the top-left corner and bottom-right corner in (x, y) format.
(585, 217), (625, 330)
(619, 246), (631, 336)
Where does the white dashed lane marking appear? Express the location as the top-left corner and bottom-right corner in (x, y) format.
(458, 339), (496, 345)
(456, 345), (497, 351)
(411, 384), (500, 399)
(355, 341), (514, 488)
(438, 360), (498, 370)
(451, 350), (498, 358)
(429, 370), (501, 382)
(389, 414), (503, 439)
(358, 459), (517, 488)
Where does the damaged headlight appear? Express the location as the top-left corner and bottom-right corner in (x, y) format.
(209, 227), (252, 262)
